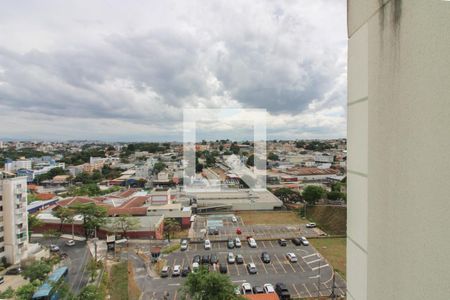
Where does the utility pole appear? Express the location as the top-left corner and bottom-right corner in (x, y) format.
(330, 272), (337, 299)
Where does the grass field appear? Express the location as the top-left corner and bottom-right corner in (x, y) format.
(109, 261), (131, 300)
(306, 205), (347, 235)
(310, 237), (346, 279)
(237, 211), (307, 225)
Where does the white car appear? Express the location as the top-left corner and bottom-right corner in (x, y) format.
(227, 252), (235, 264)
(50, 244), (60, 252)
(241, 282), (252, 294)
(300, 236), (310, 246)
(204, 239), (211, 250)
(247, 263), (257, 274)
(181, 240), (188, 251)
(247, 238), (257, 248)
(286, 252), (298, 262)
(192, 262), (199, 272)
(231, 216), (238, 223)
(234, 237), (242, 248)
(172, 265), (181, 277)
(306, 222), (317, 228)
(263, 283), (275, 293)
(65, 239), (75, 246)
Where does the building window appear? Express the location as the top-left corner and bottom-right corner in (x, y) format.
(0, 237), (4, 243)
(0, 247), (4, 253)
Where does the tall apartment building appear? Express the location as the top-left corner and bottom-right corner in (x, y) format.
(347, 1), (450, 299)
(0, 173), (28, 265)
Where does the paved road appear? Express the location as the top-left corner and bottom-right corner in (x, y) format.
(30, 237), (91, 294)
(132, 239), (346, 300)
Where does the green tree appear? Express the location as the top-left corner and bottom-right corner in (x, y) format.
(43, 229), (62, 245)
(180, 267), (241, 300)
(0, 287), (15, 299)
(267, 152), (279, 161)
(52, 207), (75, 233)
(302, 185), (326, 205)
(163, 218), (181, 242)
(70, 203), (108, 240)
(15, 280), (44, 300)
(112, 215), (140, 238)
(273, 188), (302, 203)
(327, 190), (344, 201)
(77, 285), (104, 300)
(28, 214), (43, 240)
(246, 154), (254, 167)
(153, 162), (167, 174)
(86, 259), (100, 282)
(22, 261), (52, 282)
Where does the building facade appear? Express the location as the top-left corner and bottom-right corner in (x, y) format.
(347, 1), (450, 299)
(0, 174), (28, 265)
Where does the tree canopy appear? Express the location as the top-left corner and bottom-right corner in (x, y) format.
(180, 268), (241, 300)
(302, 185), (326, 205)
(70, 203), (108, 239)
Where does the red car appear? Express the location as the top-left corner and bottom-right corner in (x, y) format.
(236, 227), (242, 235)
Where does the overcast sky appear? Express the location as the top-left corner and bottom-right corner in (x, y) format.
(0, 0), (347, 142)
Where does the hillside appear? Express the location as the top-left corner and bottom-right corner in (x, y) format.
(306, 205), (347, 235)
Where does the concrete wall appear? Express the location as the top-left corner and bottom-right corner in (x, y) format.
(347, 1), (450, 299)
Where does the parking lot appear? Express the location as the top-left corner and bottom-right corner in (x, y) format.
(191, 214), (325, 242)
(145, 239), (346, 299)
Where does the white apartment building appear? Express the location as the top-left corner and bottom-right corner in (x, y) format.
(347, 1), (450, 299)
(0, 174), (28, 265)
(4, 159), (32, 173)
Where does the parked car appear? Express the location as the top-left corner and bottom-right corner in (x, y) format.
(292, 238), (302, 246)
(227, 239), (235, 249)
(65, 240), (75, 246)
(208, 227), (219, 235)
(0, 277), (4, 284)
(275, 283), (291, 300)
(300, 236), (310, 246)
(219, 263), (227, 274)
(181, 266), (191, 277)
(247, 238), (257, 248)
(6, 267), (22, 275)
(234, 237), (242, 248)
(261, 252), (271, 263)
(241, 283), (253, 294)
(172, 265), (181, 277)
(193, 255), (201, 264)
(202, 255), (210, 264)
(253, 286), (264, 294)
(306, 223), (317, 228)
(160, 266), (170, 278)
(278, 239), (287, 246)
(236, 227), (242, 235)
(204, 239), (211, 250)
(231, 216), (238, 223)
(50, 244), (60, 252)
(181, 240), (188, 251)
(236, 254), (244, 264)
(192, 262), (200, 272)
(286, 253), (298, 263)
(210, 254), (219, 265)
(247, 263), (257, 274)
(227, 252), (235, 264)
(264, 283), (275, 293)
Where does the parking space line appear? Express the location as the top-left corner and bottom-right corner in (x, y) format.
(292, 283), (301, 299)
(274, 254), (287, 273)
(307, 258), (321, 264)
(234, 263), (240, 276)
(173, 290), (177, 300)
(270, 260), (277, 274)
(268, 240), (274, 248)
(296, 261), (305, 272)
(172, 258), (177, 267)
(285, 259), (296, 273)
(311, 264), (329, 271)
(302, 253), (317, 259)
(260, 260), (268, 274)
(303, 283), (312, 297)
(312, 282), (326, 297)
(261, 241), (266, 248)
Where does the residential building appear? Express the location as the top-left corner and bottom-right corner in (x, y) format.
(0, 173), (28, 264)
(347, 1), (450, 299)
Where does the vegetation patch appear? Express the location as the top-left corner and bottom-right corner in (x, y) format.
(237, 211), (307, 225)
(310, 237), (346, 279)
(306, 205), (346, 235)
(109, 261), (129, 300)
